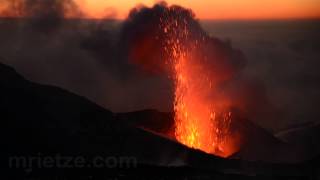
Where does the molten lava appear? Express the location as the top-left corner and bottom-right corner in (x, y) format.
(160, 16), (233, 157)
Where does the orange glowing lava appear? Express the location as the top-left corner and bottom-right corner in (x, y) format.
(161, 14), (234, 157)
(173, 55), (232, 157)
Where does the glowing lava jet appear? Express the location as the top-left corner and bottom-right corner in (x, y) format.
(160, 15), (233, 157)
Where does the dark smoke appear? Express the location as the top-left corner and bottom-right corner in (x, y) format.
(113, 2), (279, 128)
(119, 2), (246, 78)
(0, 0), (83, 32)
(0, 1), (284, 130)
(0, 0), (82, 17)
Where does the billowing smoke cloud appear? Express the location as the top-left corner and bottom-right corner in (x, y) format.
(1, 1), (312, 131)
(112, 2), (280, 129)
(0, 0), (82, 17)
(120, 2), (246, 77)
(0, 0), (83, 32)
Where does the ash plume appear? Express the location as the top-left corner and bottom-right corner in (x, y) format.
(0, 1), (282, 129)
(0, 0), (83, 32)
(120, 2), (246, 78)
(0, 0), (82, 18)
(115, 2), (279, 127)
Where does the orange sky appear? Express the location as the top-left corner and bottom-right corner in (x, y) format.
(78, 0), (320, 20)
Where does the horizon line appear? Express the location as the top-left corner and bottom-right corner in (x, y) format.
(0, 16), (319, 22)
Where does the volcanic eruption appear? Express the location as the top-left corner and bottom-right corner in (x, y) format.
(160, 13), (233, 157)
(122, 3), (246, 157)
(1, 1), (320, 179)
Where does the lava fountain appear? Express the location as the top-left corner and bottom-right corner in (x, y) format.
(123, 3), (242, 157)
(160, 14), (233, 157)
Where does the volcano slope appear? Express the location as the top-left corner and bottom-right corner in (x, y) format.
(0, 62), (319, 179)
(116, 110), (313, 163)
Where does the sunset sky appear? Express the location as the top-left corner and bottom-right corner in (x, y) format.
(0, 0), (319, 20)
(79, 0), (320, 20)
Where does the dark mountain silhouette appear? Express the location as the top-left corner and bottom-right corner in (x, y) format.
(0, 62), (319, 179)
(116, 109), (175, 138)
(0, 62), (209, 163)
(117, 109), (309, 163)
(276, 122), (320, 159)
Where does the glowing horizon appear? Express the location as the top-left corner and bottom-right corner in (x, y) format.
(0, 0), (319, 20)
(80, 0), (320, 20)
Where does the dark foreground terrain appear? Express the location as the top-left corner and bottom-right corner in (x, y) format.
(1, 62), (320, 179)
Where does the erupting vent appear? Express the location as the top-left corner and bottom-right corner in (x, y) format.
(160, 15), (233, 157)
